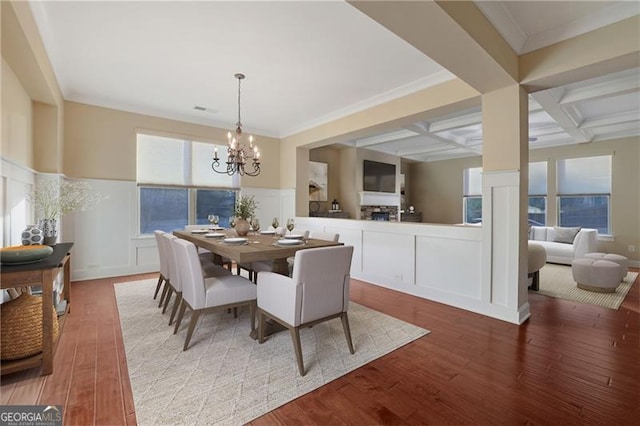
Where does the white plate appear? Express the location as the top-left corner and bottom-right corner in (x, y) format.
(277, 239), (304, 246)
(284, 234), (304, 240)
(259, 230), (276, 235)
(191, 229), (208, 234)
(205, 232), (225, 238)
(208, 226), (224, 231)
(223, 237), (248, 245)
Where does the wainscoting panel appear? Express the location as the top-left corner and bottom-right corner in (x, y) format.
(415, 235), (482, 300)
(362, 230), (415, 286)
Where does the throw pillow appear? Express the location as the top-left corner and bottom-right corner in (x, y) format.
(553, 226), (582, 244)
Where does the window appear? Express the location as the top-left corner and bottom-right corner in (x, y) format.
(528, 162), (547, 226)
(463, 167), (482, 223)
(464, 163), (548, 225)
(557, 155), (611, 234)
(137, 133), (238, 234)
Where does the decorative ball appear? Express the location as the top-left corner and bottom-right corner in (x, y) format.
(21, 225), (44, 245)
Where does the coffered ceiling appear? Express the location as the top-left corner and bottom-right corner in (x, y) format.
(28, 1), (639, 161)
(346, 67), (640, 163)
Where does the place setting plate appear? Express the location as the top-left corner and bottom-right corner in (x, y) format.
(191, 229), (208, 234)
(223, 237), (248, 245)
(208, 226), (224, 231)
(205, 232), (226, 238)
(259, 230), (276, 235)
(283, 234), (304, 240)
(276, 239), (304, 246)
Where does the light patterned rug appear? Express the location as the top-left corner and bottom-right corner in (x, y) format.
(536, 263), (638, 310)
(114, 279), (429, 425)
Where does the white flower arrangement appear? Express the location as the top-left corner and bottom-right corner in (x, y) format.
(27, 180), (106, 220)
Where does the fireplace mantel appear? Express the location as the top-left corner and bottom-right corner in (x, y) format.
(359, 191), (400, 207)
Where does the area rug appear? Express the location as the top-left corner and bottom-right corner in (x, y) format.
(114, 279), (429, 425)
(536, 263), (638, 310)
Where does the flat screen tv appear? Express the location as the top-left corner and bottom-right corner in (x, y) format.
(363, 160), (396, 193)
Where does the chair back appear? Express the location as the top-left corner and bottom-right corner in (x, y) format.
(162, 234), (182, 291)
(308, 231), (339, 242)
(173, 239), (206, 309)
(292, 245), (353, 324)
(154, 230), (169, 278)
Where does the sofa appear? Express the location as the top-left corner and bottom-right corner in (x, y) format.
(529, 226), (598, 265)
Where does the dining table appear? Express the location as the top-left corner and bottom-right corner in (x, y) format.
(173, 229), (343, 275)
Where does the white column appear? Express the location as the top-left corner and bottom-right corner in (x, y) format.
(481, 85), (530, 324)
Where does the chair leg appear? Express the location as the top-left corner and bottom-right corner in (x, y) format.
(290, 326), (305, 376)
(158, 281), (170, 308)
(341, 312), (355, 354)
(249, 301), (256, 334)
(532, 270), (540, 291)
(258, 310), (265, 343)
(162, 286), (173, 314)
(169, 292), (182, 326)
(153, 275), (164, 299)
(233, 307), (238, 318)
(173, 300), (187, 335)
(183, 310), (201, 351)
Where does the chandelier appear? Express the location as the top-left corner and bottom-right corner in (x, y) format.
(212, 73), (261, 176)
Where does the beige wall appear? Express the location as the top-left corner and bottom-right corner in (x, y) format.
(410, 156), (482, 225)
(409, 136), (640, 261)
(63, 101), (281, 188)
(1, 58), (33, 167)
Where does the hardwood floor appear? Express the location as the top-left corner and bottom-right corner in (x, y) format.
(1, 269), (638, 425)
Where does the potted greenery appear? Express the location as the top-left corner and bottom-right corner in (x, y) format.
(27, 179), (105, 245)
(233, 195), (258, 236)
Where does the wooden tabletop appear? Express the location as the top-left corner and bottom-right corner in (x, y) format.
(173, 230), (342, 264)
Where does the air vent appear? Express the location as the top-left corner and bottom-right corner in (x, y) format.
(194, 106), (207, 111)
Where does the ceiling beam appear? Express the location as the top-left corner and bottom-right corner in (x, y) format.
(355, 129), (419, 148)
(531, 91), (591, 143)
(560, 73), (640, 106)
(347, 0), (518, 94)
(520, 16), (640, 91)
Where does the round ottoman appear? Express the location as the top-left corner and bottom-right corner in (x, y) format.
(571, 258), (621, 293)
(584, 252), (628, 282)
(527, 242), (547, 291)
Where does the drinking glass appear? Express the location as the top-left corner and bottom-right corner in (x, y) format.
(252, 218), (260, 234)
(229, 216), (236, 228)
(207, 215), (219, 227)
(272, 217), (279, 230)
(286, 218), (295, 234)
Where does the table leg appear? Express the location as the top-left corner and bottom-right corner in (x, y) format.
(271, 258), (289, 276)
(63, 254), (71, 313)
(41, 269), (54, 375)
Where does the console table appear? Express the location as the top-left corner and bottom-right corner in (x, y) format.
(1, 242), (73, 376)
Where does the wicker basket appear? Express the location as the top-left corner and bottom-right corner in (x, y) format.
(1, 293), (59, 361)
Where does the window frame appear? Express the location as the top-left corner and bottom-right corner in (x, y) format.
(136, 131), (240, 236)
(556, 155), (612, 235)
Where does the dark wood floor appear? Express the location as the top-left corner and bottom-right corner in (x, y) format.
(1, 269), (638, 425)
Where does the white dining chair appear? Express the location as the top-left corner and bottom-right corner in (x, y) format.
(163, 233), (231, 325)
(172, 239), (257, 350)
(287, 231), (339, 276)
(246, 230), (310, 283)
(184, 225), (234, 271)
(256, 245), (355, 376)
(153, 230), (169, 303)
